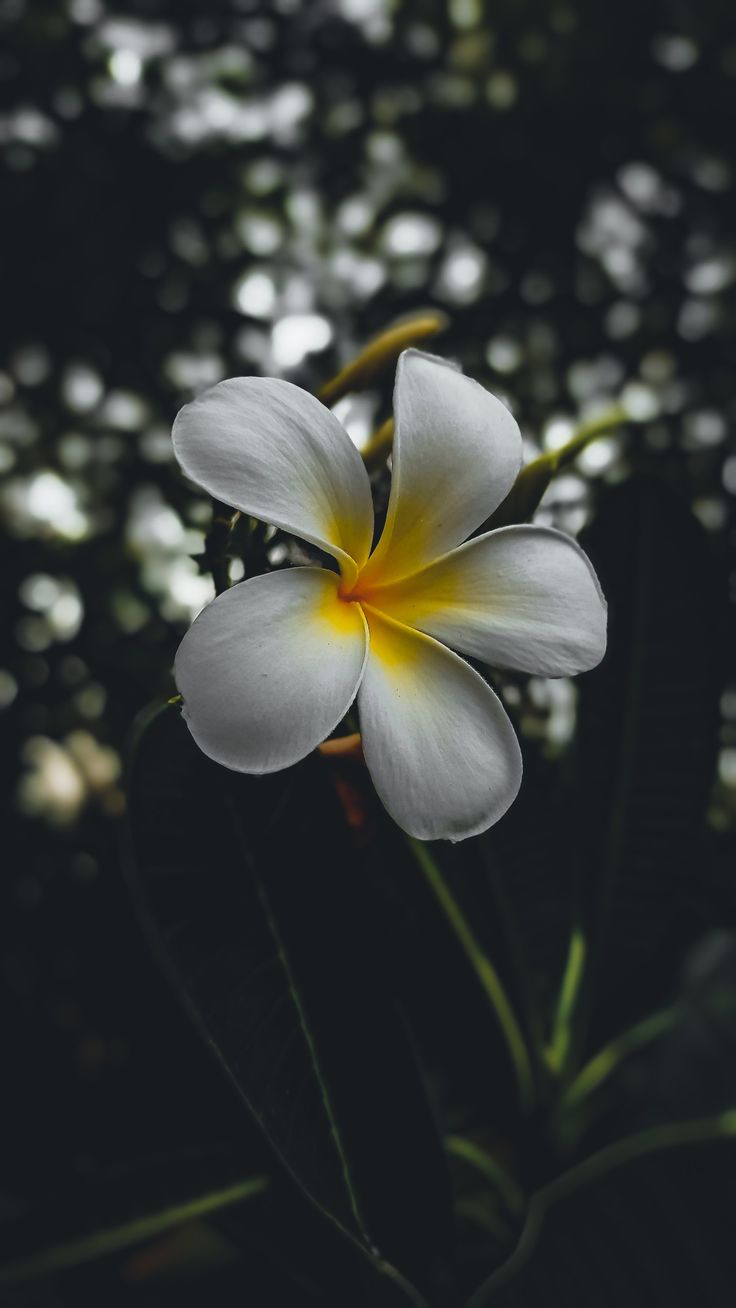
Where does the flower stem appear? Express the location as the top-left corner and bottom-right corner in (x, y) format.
(362, 416), (394, 472)
(317, 310), (448, 406)
(553, 404), (629, 469)
(482, 404), (628, 532)
(407, 836), (535, 1113)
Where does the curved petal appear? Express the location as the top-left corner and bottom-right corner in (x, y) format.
(358, 608), (522, 841)
(173, 378), (374, 586)
(357, 350), (522, 588)
(175, 568), (368, 773)
(364, 526), (607, 677)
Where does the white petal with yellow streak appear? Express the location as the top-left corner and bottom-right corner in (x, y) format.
(175, 568), (368, 773)
(358, 350), (522, 588)
(357, 608), (522, 841)
(173, 377), (374, 586)
(363, 525), (607, 677)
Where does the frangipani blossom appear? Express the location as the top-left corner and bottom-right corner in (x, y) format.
(172, 350), (606, 841)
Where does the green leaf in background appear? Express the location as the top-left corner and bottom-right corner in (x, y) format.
(0, 1148), (409, 1304)
(123, 704), (455, 1306)
(0, 1151), (266, 1288)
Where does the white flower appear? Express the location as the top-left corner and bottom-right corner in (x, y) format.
(172, 350), (606, 841)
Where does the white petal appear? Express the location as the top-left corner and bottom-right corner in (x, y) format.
(173, 378), (374, 585)
(358, 350), (522, 588)
(358, 608), (522, 841)
(175, 568), (368, 773)
(363, 526), (607, 676)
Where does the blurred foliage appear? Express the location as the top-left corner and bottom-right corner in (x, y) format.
(1, 0), (735, 1303)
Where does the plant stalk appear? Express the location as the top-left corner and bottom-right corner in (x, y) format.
(407, 837), (535, 1113)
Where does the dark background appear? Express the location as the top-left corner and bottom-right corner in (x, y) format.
(1, 0), (735, 1303)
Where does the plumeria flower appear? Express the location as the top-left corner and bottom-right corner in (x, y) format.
(172, 350), (606, 841)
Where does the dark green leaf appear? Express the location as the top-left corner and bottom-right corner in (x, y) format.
(477, 477), (725, 1039)
(574, 477), (724, 1017)
(468, 1128), (736, 1307)
(0, 1151), (266, 1288)
(123, 704), (454, 1305)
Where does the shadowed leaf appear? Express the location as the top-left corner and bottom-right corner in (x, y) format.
(0, 1153), (266, 1288)
(468, 1128), (736, 1307)
(123, 704), (454, 1304)
(477, 476), (724, 1048)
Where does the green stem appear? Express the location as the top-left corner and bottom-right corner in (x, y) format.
(317, 310), (448, 406)
(545, 924), (587, 1076)
(445, 1136), (525, 1216)
(407, 837), (535, 1113)
(0, 1176), (268, 1287)
(561, 1006), (678, 1110)
(362, 417), (394, 472)
(482, 404), (628, 532)
(478, 854), (548, 1075)
(553, 404), (628, 470)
